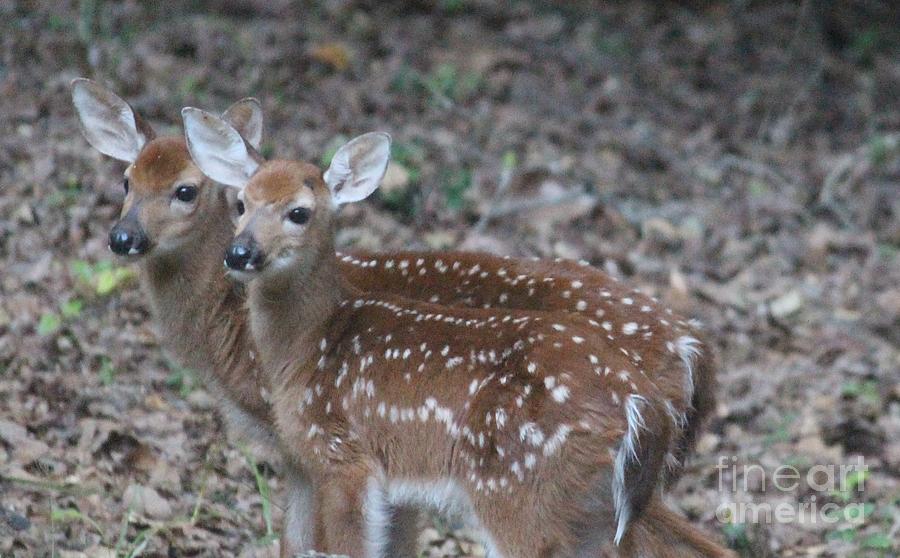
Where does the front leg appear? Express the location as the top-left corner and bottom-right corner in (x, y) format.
(280, 470), (315, 558)
(315, 464), (385, 558)
(383, 505), (420, 557)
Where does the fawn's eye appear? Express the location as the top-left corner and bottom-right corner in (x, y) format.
(123, 178), (129, 194)
(174, 185), (198, 203)
(288, 207), (311, 225)
(236, 200), (245, 216)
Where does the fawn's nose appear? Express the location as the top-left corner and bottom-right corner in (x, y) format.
(225, 239), (263, 271)
(109, 224), (149, 256)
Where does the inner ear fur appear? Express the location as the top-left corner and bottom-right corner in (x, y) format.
(70, 78), (156, 163)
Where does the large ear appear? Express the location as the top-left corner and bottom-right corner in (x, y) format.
(182, 107), (260, 188)
(70, 78), (155, 163)
(323, 132), (391, 206)
(222, 98), (263, 151)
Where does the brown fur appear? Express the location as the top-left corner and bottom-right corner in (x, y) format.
(129, 137), (193, 194)
(244, 160), (319, 204)
(341, 249), (719, 482)
(235, 159), (729, 557)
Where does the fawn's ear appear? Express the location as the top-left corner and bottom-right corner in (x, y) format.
(182, 107), (260, 188)
(71, 78), (155, 163)
(222, 98), (263, 151)
(323, 132), (391, 206)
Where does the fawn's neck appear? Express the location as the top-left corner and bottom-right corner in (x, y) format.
(138, 199), (247, 378)
(248, 232), (349, 391)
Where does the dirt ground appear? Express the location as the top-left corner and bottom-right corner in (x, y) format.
(1, 1), (898, 556)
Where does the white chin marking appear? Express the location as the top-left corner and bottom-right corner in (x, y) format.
(226, 268), (256, 282)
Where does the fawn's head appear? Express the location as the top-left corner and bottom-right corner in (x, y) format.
(71, 79), (263, 259)
(181, 108), (390, 281)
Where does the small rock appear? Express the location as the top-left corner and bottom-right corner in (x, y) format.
(0, 419), (50, 462)
(380, 162), (410, 195)
(308, 42), (351, 71)
(187, 389), (215, 410)
(122, 484), (173, 519)
(0, 507), (30, 532)
(696, 432), (721, 454)
(82, 547), (116, 558)
(770, 290), (803, 318)
(641, 217), (680, 245)
(13, 203), (36, 225)
(424, 230), (457, 249)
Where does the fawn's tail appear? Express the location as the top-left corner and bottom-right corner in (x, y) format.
(611, 497), (735, 558)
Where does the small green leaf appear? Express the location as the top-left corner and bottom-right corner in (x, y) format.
(51, 506), (84, 523)
(320, 135), (349, 168)
(95, 267), (135, 295)
(862, 533), (893, 549)
(826, 527), (856, 542)
(166, 367), (197, 397)
(37, 313), (62, 336)
(98, 358), (116, 386)
(70, 260), (94, 285)
(443, 168), (472, 211)
(502, 150), (518, 170)
(61, 299), (83, 319)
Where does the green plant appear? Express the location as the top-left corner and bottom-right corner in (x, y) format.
(762, 412), (796, 447)
(50, 504), (103, 537)
(423, 63), (482, 104)
(868, 134), (896, 167)
(47, 176), (83, 207)
(165, 366), (197, 398)
(239, 446), (277, 546)
(842, 380), (881, 407)
(70, 259), (136, 296)
(98, 357), (116, 386)
(36, 298), (85, 337)
(61, 299), (84, 319)
(319, 135), (349, 169)
(37, 312), (62, 336)
(720, 520), (751, 551)
(442, 168), (473, 211)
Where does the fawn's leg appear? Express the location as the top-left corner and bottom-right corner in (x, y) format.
(315, 463), (387, 558)
(383, 505), (420, 557)
(280, 470), (316, 558)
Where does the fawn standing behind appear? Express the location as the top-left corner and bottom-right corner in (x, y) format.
(183, 107), (733, 557)
(71, 78), (274, 448)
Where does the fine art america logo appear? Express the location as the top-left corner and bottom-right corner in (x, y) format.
(714, 455), (869, 525)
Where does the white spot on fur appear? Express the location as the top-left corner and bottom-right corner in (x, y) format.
(551, 385), (570, 403)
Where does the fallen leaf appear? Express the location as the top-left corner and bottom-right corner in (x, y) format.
(122, 484), (173, 519)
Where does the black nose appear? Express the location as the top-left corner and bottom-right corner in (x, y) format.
(225, 242), (262, 270)
(109, 226), (148, 256)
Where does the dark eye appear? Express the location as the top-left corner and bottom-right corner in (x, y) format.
(236, 200), (245, 215)
(123, 178), (129, 194)
(174, 185), (198, 203)
(288, 207), (310, 225)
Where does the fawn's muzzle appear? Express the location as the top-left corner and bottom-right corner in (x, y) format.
(225, 235), (264, 271)
(108, 222), (149, 256)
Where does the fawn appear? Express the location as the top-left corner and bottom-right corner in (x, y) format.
(73, 79), (719, 555)
(183, 107), (732, 557)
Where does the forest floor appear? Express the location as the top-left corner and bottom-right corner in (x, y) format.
(1, 1), (898, 556)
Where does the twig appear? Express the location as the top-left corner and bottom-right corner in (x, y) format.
(473, 156), (516, 233)
(717, 154), (795, 191)
(818, 132), (899, 228)
(489, 191), (598, 219)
